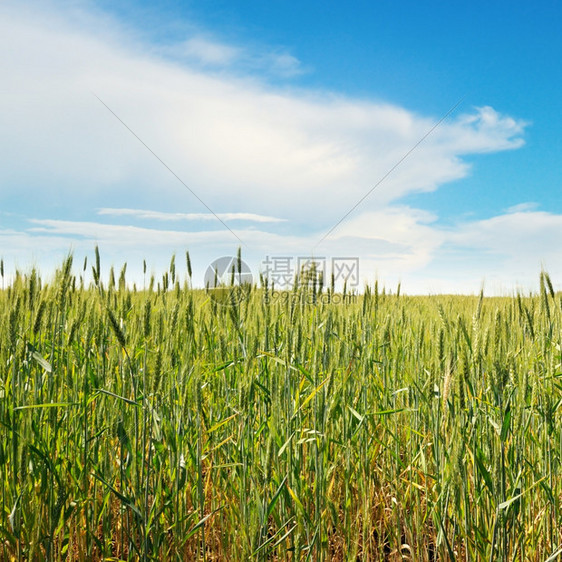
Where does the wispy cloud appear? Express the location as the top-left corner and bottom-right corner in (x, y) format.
(260, 51), (304, 77)
(174, 36), (241, 66)
(161, 33), (304, 77)
(27, 219), (234, 246)
(97, 208), (287, 223)
(504, 202), (539, 214)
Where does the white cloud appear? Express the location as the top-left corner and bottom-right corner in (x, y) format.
(454, 106), (527, 152)
(318, 206), (562, 294)
(263, 52), (304, 77)
(161, 33), (303, 77)
(28, 219), (230, 246)
(0, 2), (526, 224)
(175, 36), (241, 66)
(4, 201), (562, 295)
(97, 208), (287, 223)
(320, 206), (442, 269)
(1, 1), (554, 295)
(452, 210), (562, 262)
(504, 202), (538, 214)
(412, 209), (562, 294)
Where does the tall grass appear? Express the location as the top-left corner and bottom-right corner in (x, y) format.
(0, 254), (561, 560)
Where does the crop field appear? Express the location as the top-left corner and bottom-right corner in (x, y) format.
(1, 252), (562, 561)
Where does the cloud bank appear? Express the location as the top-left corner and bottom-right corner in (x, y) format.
(0, 1), (559, 293)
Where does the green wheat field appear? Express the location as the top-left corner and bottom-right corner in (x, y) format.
(1, 250), (562, 561)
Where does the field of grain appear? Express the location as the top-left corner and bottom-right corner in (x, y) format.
(1, 252), (561, 560)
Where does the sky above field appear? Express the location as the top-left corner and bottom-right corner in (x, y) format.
(1, 0), (561, 294)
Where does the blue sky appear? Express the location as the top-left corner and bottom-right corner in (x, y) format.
(1, 0), (561, 293)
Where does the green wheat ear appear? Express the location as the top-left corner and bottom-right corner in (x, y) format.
(107, 307), (126, 349)
(186, 250), (192, 279)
